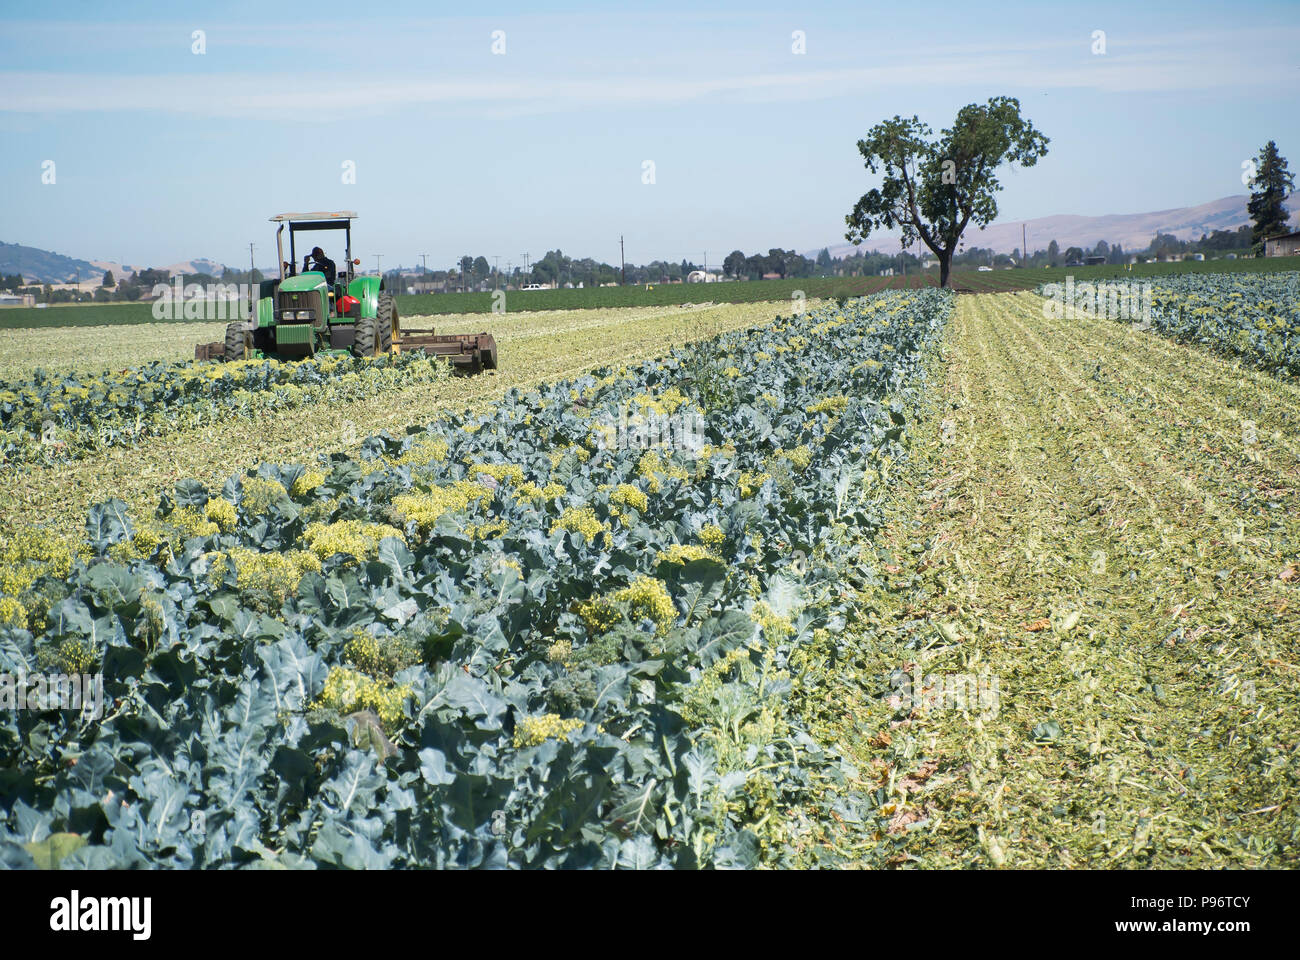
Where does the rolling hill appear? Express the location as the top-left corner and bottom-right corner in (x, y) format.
(813, 194), (1300, 258)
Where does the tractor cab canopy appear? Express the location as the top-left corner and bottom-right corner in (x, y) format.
(270, 211), (358, 285)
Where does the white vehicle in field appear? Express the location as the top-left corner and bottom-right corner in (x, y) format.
(520, 283), (545, 290)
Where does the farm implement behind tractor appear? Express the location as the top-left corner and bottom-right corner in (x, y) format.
(195, 211), (497, 372)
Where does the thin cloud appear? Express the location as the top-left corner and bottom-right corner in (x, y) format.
(1, 30), (1294, 117)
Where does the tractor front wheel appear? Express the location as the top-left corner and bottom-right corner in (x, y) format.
(224, 322), (247, 361)
(376, 293), (396, 353)
(352, 316), (377, 358)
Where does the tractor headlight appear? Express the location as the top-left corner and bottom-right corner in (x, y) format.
(282, 310), (298, 320)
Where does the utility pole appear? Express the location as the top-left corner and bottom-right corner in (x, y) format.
(374, 254), (382, 278)
(492, 255), (500, 288)
(420, 253), (428, 274)
(620, 235), (625, 285)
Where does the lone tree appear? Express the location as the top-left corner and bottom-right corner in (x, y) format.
(845, 97), (1049, 288)
(1247, 141), (1295, 254)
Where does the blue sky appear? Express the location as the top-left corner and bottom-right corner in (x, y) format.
(2, 0), (1297, 270)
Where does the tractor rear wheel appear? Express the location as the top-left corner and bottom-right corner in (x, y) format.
(352, 295), (397, 359)
(224, 322), (247, 361)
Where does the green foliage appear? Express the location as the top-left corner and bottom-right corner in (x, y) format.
(0, 289), (954, 868)
(1040, 271), (1300, 376)
(845, 97), (1049, 285)
(0, 352), (450, 466)
(1248, 140), (1296, 253)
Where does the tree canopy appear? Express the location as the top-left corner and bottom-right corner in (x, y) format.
(845, 96), (1048, 287)
(1247, 140), (1295, 253)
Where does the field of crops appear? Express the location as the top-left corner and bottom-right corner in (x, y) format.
(2, 268), (1296, 871)
(794, 291), (1298, 868)
(0, 289), (953, 868)
(0, 353), (454, 466)
(1043, 271), (1300, 377)
(396, 275), (939, 315)
(0, 302), (783, 468)
(0, 303), (804, 541)
(6, 254), (1299, 328)
(0, 321), (230, 380)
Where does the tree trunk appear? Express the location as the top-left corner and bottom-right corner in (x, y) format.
(939, 250), (953, 289)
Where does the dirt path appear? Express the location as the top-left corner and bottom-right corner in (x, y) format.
(801, 292), (1299, 868)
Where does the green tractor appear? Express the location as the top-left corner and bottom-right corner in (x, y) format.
(202, 211), (394, 361)
(197, 211), (498, 370)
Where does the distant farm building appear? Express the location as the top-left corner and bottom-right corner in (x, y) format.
(686, 270), (719, 283)
(1085, 255), (1106, 266)
(1264, 230), (1300, 257)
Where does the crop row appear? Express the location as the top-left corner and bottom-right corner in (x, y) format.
(0, 289), (953, 869)
(0, 352), (452, 467)
(1040, 271), (1300, 376)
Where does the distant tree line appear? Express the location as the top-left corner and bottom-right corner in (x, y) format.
(7, 265), (272, 304)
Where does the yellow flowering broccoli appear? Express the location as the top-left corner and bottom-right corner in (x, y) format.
(168, 506), (219, 539)
(578, 576), (677, 637)
(806, 395), (849, 416)
(390, 482), (491, 535)
(208, 547), (321, 602)
(290, 470), (326, 497)
(657, 544), (718, 566)
(698, 523), (725, 548)
(315, 667), (412, 730)
(551, 506), (610, 545)
(513, 713), (585, 748)
(204, 497), (238, 533)
(609, 484), (649, 514)
(240, 476), (289, 514)
(301, 519), (405, 562)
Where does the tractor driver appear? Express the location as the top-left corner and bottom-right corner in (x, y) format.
(303, 246), (337, 285)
